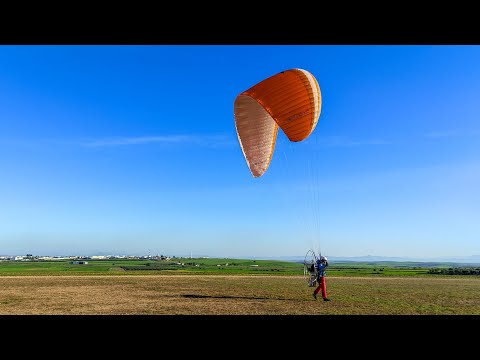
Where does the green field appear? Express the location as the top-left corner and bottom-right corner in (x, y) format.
(0, 257), (477, 277)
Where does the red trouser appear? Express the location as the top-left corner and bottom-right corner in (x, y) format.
(314, 276), (327, 299)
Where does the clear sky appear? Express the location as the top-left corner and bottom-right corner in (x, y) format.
(1, 45), (479, 259)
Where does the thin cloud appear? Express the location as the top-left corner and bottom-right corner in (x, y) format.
(0, 134), (237, 149)
(81, 134), (236, 148)
(83, 135), (191, 147)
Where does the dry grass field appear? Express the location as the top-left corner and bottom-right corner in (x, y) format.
(1, 274), (479, 315)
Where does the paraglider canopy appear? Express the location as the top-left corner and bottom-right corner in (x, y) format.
(234, 68), (322, 178)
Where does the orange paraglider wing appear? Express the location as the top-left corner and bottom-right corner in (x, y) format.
(234, 68), (322, 178)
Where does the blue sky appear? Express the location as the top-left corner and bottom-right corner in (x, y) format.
(1, 45), (479, 259)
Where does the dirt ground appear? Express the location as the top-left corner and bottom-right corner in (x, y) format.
(1, 274), (479, 315)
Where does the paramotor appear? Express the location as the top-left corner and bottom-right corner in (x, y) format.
(304, 249), (319, 287)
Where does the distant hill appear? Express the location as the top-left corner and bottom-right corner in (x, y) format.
(251, 254), (480, 265)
